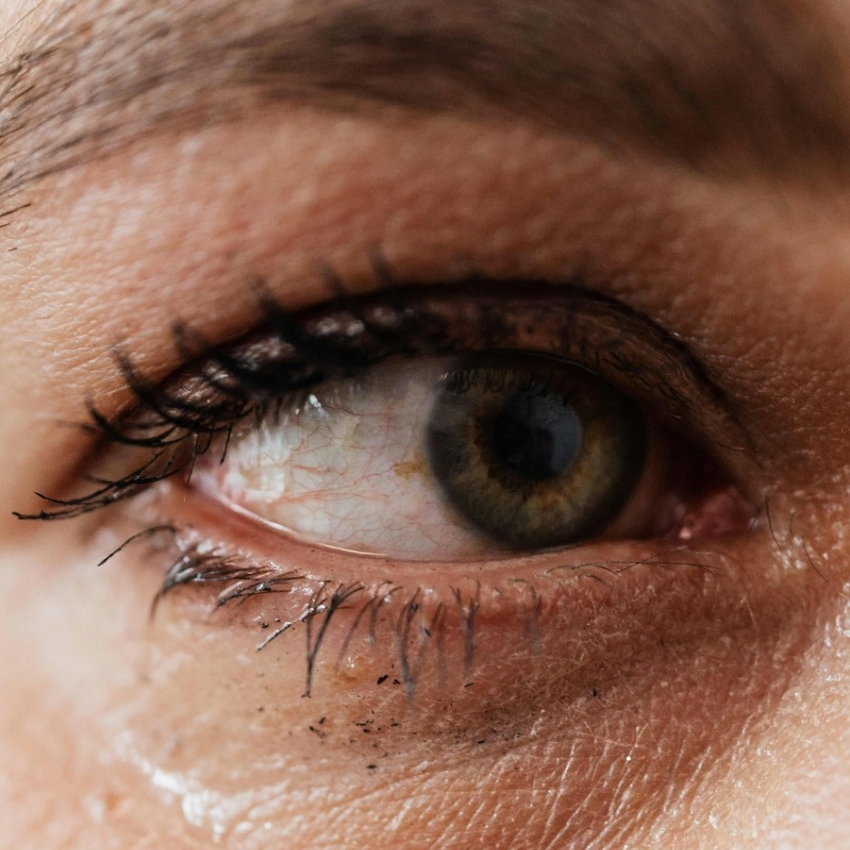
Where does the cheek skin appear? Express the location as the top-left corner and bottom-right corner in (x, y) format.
(0, 497), (847, 850)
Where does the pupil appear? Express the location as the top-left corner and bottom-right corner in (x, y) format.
(492, 388), (582, 481)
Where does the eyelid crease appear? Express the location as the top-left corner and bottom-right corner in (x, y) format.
(13, 278), (760, 523)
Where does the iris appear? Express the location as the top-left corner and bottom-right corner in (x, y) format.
(426, 353), (647, 550)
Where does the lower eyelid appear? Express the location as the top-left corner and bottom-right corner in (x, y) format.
(132, 481), (760, 704)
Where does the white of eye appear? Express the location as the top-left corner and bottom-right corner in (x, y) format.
(195, 357), (499, 559)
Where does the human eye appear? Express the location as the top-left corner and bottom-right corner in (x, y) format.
(6, 113), (840, 848)
(34, 282), (753, 563)
(19, 270), (761, 711)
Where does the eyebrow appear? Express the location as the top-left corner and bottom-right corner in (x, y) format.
(0, 0), (847, 203)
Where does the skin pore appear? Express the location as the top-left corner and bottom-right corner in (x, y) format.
(4, 1), (850, 848)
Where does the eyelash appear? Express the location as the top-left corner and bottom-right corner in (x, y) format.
(17, 277), (743, 522)
(15, 277), (756, 695)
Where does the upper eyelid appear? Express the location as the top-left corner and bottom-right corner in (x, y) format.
(14, 276), (761, 523)
(124, 277), (744, 440)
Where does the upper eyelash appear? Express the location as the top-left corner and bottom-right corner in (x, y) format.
(16, 285), (460, 519)
(14, 277), (748, 522)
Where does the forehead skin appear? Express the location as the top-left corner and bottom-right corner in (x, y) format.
(0, 1), (46, 51)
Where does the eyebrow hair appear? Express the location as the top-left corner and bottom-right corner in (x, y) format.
(0, 0), (847, 203)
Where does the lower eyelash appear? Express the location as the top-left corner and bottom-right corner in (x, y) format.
(113, 522), (485, 698)
(107, 518), (734, 700)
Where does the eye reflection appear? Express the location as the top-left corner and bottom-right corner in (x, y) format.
(196, 351), (660, 559)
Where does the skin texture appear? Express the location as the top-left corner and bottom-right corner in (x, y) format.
(3, 2), (850, 849)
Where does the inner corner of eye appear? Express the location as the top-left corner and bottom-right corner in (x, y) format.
(184, 350), (752, 560)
